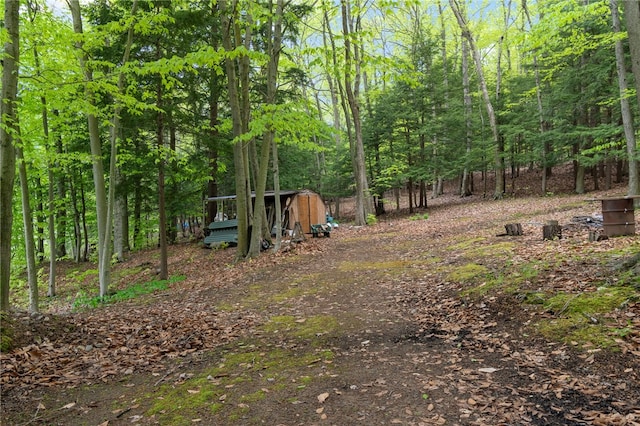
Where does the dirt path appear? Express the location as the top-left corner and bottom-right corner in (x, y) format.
(2, 194), (640, 425)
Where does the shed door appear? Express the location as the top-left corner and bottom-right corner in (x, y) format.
(298, 194), (311, 233)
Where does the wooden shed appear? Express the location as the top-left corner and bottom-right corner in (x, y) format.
(283, 190), (327, 234)
(203, 190), (328, 246)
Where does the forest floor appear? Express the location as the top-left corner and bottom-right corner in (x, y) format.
(2, 175), (640, 425)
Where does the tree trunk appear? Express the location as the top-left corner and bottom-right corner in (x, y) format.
(113, 165), (127, 262)
(450, 0), (504, 199)
(219, 0), (250, 259)
(17, 142), (39, 313)
(156, 46), (168, 280)
(111, 0), (138, 262)
(249, 0), (283, 257)
(611, 0), (639, 199)
(624, 0), (640, 110)
(0, 0), (20, 312)
(69, 0), (112, 297)
(341, 0), (373, 225)
(461, 37), (473, 197)
(522, 0), (551, 195)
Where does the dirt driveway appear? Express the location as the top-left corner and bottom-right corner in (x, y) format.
(2, 194), (639, 425)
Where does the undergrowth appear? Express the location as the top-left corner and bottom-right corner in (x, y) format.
(72, 275), (185, 310)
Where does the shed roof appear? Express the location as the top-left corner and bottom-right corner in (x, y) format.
(205, 190), (305, 203)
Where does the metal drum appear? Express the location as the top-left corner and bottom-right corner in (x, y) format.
(601, 198), (636, 237)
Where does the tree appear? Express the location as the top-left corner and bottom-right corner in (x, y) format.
(69, 0), (112, 297)
(0, 0), (20, 312)
(624, 0), (640, 110)
(16, 136), (39, 313)
(219, 0), (251, 260)
(450, 0), (504, 199)
(610, 0), (638, 198)
(341, 0), (374, 224)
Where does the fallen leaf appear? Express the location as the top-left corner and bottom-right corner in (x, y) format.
(478, 367), (498, 373)
(60, 402), (76, 410)
(316, 407), (324, 414)
(37, 403), (46, 410)
(317, 392), (330, 403)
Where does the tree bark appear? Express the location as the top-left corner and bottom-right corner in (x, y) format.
(219, 0), (250, 259)
(461, 37), (473, 197)
(611, 0), (639, 198)
(248, 0), (284, 257)
(156, 40), (168, 280)
(0, 0), (20, 312)
(112, 0), (138, 263)
(69, 0), (112, 297)
(624, 0), (640, 110)
(450, 0), (504, 199)
(341, 0), (373, 225)
(16, 142), (39, 313)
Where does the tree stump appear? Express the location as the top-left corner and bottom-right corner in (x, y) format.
(505, 223), (523, 236)
(543, 220), (562, 240)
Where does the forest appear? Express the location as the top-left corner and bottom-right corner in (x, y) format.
(1, 0), (639, 315)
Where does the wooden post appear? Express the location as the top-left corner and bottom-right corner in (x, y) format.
(292, 221), (305, 242)
(543, 220), (562, 240)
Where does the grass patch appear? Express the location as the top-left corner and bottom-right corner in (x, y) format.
(72, 275), (185, 310)
(409, 213), (430, 221)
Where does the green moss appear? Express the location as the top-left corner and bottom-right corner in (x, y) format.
(145, 340), (335, 423)
(261, 315), (339, 340)
(339, 260), (409, 272)
(467, 242), (514, 259)
(447, 263), (490, 283)
(271, 281), (319, 302)
(447, 237), (486, 251)
(534, 285), (638, 349)
(215, 302), (238, 312)
(536, 317), (618, 349)
(544, 286), (636, 315)
(239, 390), (266, 403)
(0, 311), (12, 352)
